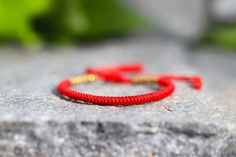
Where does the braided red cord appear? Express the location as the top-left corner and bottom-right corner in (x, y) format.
(57, 64), (203, 106)
(57, 78), (175, 106)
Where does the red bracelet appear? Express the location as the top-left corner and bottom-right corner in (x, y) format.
(57, 64), (202, 106)
(57, 74), (175, 106)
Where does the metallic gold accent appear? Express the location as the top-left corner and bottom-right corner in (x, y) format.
(131, 75), (159, 84)
(69, 74), (97, 84)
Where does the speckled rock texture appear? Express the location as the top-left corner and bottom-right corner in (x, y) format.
(0, 38), (236, 157)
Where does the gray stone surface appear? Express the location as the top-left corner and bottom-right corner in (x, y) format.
(127, 0), (207, 41)
(0, 38), (236, 156)
(212, 0), (236, 23)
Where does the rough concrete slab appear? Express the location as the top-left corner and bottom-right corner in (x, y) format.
(0, 38), (236, 156)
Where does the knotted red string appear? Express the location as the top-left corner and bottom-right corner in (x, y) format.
(57, 63), (202, 106)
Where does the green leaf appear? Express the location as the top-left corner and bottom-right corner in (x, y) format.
(79, 0), (146, 39)
(0, 0), (51, 46)
(0, 0), (146, 46)
(35, 0), (146, 43)
(204, 25), (236, 49)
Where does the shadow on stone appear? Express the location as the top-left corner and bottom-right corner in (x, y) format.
(52, 87), (93, 106)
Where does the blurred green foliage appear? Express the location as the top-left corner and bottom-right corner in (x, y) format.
(204, 25), (236, 49)
(0, 0), (50, 46)
(0, 0), (145, 46)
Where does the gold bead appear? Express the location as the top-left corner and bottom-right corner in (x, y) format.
(87, 74), (97, 82)
(131, 75), (159, 84)
(69, 74), (97, 84)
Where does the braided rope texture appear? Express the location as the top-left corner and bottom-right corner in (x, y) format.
(57, 74), (175, 106)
